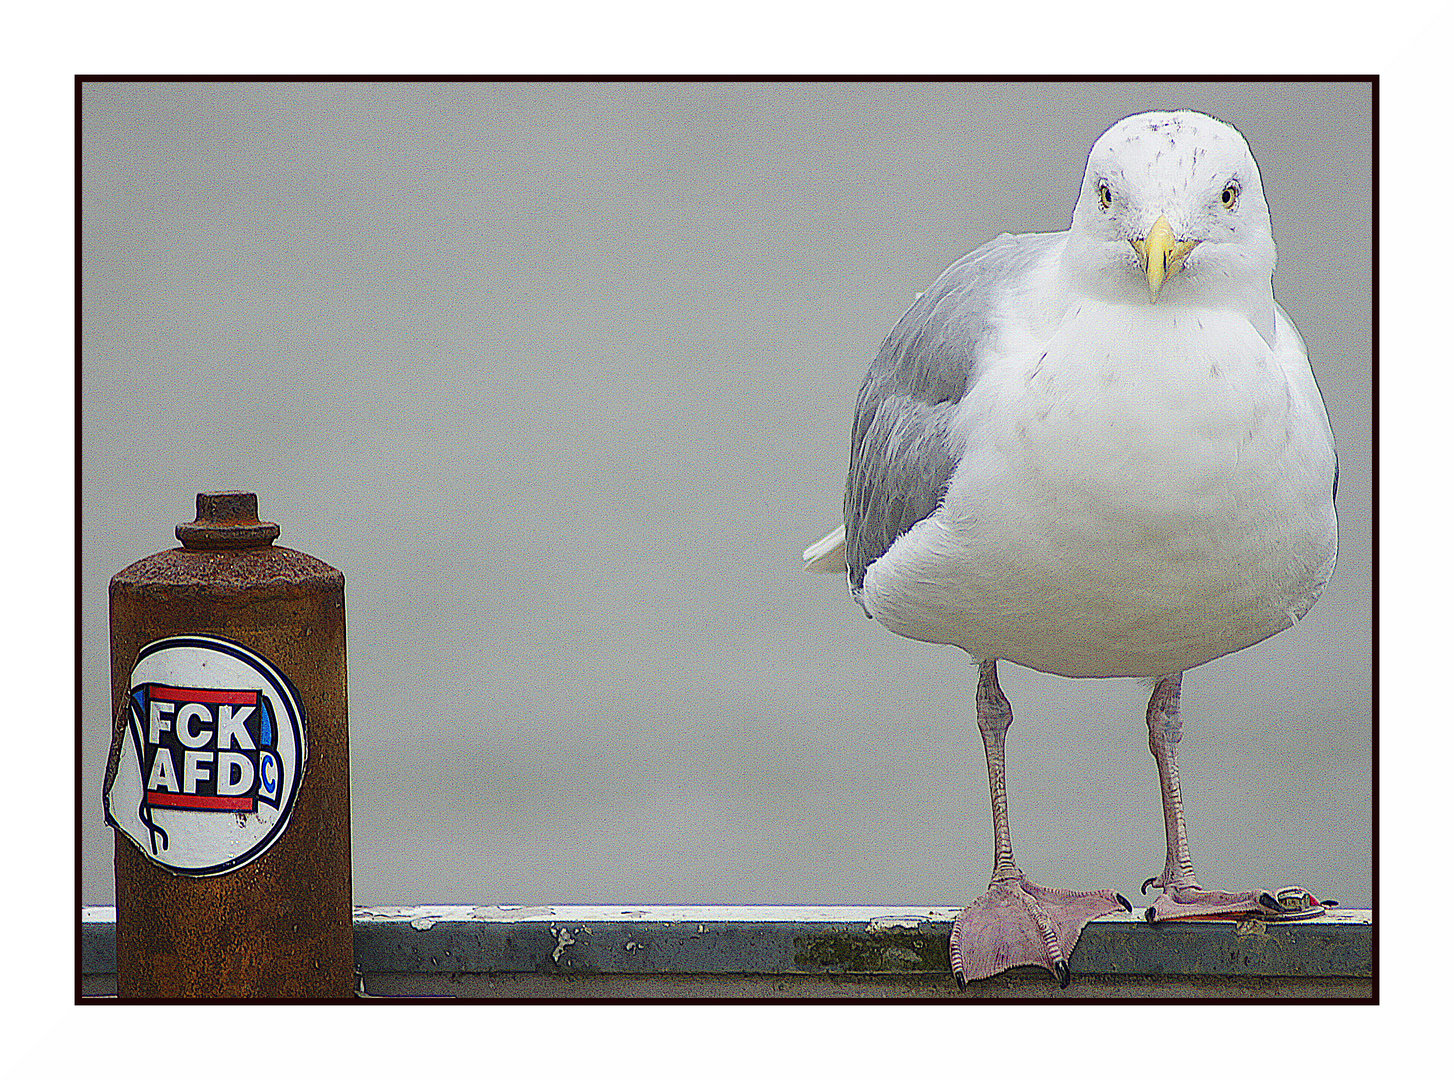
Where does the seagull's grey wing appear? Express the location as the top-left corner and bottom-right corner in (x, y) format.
(845, 232), (1058, 596)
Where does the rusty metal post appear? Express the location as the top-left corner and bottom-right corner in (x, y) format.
(103, 492), (353, 998)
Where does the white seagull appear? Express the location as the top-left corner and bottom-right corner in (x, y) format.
(804, 110), (1338, 988)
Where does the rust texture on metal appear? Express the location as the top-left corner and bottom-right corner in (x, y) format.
(107, 492), (354, 998)
(174, 490), (282, 549)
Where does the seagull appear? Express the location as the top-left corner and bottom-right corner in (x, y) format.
(803, 111), (1338, 988)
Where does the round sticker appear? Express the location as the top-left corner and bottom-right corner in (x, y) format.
(103, 635), (308, 876)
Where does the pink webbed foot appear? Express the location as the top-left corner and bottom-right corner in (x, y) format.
(1142, 879), (1330, 922)
(949, 876), (1131, 988)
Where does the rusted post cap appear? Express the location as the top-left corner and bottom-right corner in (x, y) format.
(175, 491), (281, 550)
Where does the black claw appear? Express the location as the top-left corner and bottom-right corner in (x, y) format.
(1141, 877), (1157, 895)
(1053, 961), (1070, 989)
(1116, 893), (1133, 912)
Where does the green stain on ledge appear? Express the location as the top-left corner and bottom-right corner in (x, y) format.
(795, 929), (951, 973)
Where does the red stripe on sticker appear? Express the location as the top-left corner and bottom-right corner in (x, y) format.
(147, 792), (254, 811)
(149, 686), (259, 704)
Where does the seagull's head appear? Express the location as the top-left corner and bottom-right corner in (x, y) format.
(1066, 111), (1276, 312)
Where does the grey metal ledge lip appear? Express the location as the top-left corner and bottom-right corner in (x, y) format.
(82, 905), (1372, 981)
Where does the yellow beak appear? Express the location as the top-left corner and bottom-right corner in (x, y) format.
(1130, 215), (1199, 302)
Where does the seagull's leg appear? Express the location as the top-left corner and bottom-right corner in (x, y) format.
(1142, 674), (1287, 921)
(949, 660), (1128, 989)
(1147, 674), (1197, 892)
(979, 658), (1021, 886)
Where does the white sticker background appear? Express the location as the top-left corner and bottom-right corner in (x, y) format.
(104, 635), (308, 876)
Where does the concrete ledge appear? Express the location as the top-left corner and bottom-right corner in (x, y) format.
(81, 904), (1374, 1000)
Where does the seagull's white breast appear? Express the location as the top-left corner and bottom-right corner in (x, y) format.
(859, 297), (1338, 678)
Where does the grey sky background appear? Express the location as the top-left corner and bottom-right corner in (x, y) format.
(81, 81), (1371, 909)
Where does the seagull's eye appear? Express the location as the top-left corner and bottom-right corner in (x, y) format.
(1097, 183), (1113, 210)
(1221, 182), (1240, 210)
